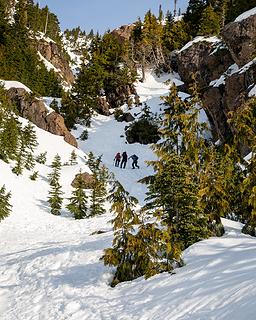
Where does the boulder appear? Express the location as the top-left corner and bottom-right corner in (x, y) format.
(71, 172), (95, 189)
(117, 112), (135, 122)
(6, 88), (77, 147)
(97, 96), (110, 115)
(45, 112), (77, 147)
(222, 12), (256, 67)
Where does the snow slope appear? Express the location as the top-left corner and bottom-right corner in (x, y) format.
(1, 75), (256, 319)
(73, 71), (183, 203)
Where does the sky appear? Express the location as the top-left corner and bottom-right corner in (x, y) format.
(36, 0), (189, 34)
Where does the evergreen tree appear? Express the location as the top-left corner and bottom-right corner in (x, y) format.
(228, 98), (256, 235)
(198, 4), (221, 35)
(25, 152), (35, 171)
(67, 170), (88, 219)
(90, 163), (108, 216)
(0, 185), (12, 222)
(184, 0), (207, 36)
(36, 152), (47, 164)
(30, 170), (38, 181)
(47, 154), (63, 215)
(102, 180), (141, 286)
(0, 87), (20, 162)
(162, 18), (190, 53)
(69, 150), (78, 165)
(12, 123), (38, 175)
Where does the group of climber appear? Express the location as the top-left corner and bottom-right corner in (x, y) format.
(114, 151), (140, 169)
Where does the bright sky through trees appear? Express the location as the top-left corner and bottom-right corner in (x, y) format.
(36, 0), (189, 33)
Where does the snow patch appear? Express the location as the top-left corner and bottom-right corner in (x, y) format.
(248, 84), (256, 97)
(235, 7), (256, 22)
(178, 36), (221, 53)
(0, 80), (32, 93)
(209, 64), (239, 87)
(37, 52), (61, 73)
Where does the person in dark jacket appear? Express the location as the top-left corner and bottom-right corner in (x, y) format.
(114, 152), (121, 167)
(120, 151), (128, 169)
(129, 154), (139, 169)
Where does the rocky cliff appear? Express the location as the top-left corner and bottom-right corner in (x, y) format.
(7, 88), (77, 147)
(36, 37), (75, 87)
(175, 10), (256, 141)
(111, 24), (134, 43)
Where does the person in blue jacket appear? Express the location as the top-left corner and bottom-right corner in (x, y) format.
(129, 154), (139, 169)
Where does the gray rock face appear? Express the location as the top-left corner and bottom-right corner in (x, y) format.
(222, 13), (256, 67)
(37, 39), (75, 86)
(7, 88), (77, 147)
(203, 62), (256, 140)
(176, 39), (234, 90)
(175, 12), (256, 142)
(111, 24), (134, 43)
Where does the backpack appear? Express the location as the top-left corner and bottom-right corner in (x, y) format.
(132, 155), (138, 161)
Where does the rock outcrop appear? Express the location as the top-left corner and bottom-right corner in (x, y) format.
(111, 24), (134, 43)
(176, 37), (234, 90)
(7, 88), (77, 147)
(71, 172), (95, 189)
(36, 38), (75, 86)
(175, 11), (256, 142)
(222, 13), (256, 67)
(97, 97), (110, 116)
(117, 112), (135, 123)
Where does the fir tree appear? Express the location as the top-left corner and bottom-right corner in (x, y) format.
(25, 152), (35, 171)
(67, 170), (88, 219)
(90, 162), (108, 216)
(36, 152), (47, 164)
(198, 4), (221, 35)
(228, 98), (256, 235)
(30, 171), (38, 181)
(12, 123), (38, 175)
(0, 185), (12, 222)
(0, 87), (20, 162)
(47, 154), (63, 215)
(102, 180), (141, 286)
(69, 150), (78, 165)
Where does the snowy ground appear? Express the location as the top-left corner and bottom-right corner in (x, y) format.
(73, 71), (182, 203)
(1, 73), (256, 319)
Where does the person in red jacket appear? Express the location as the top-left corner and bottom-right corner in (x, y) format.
(114, 152), (121, 167)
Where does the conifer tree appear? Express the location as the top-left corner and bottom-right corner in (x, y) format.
(12, 123), (38, 175)
(69, 150), (78, 165)
(36, 152), (47, 164)
(67, 170), (88, 219)
(47, 154), (63, 215)
(86, 152), (108, 216)
(0, 87), (20, 162)
(90, 162), (108, 216)
(86, 151), (95, 170)
(30, 171), (38, 181)
(102, 181), (141, 286)
(25, 152), (35, 171)
(228, 98), (256, 235)
(0, 185), (12, 222)
(198, 4), (221, 35)
(184, 0), (207, 36)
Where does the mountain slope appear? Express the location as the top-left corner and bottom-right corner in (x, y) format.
(1, 73), (256, 320)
